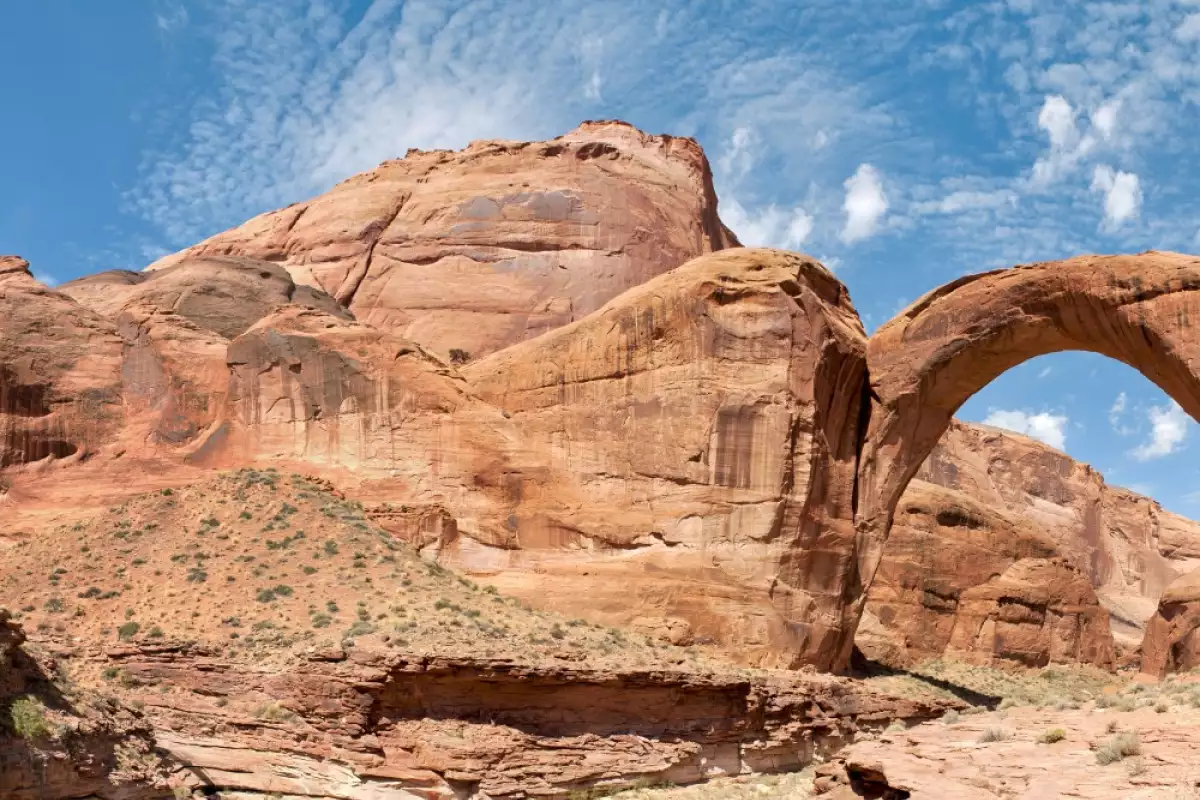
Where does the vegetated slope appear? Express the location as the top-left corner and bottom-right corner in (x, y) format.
(2, 471), (958, 799)
(1, 469), (713, 672)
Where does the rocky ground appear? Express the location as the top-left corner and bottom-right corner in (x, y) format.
(619, 668), (1200, 799)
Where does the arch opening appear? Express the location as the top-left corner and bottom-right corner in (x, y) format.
(842, 251), (1200, 668)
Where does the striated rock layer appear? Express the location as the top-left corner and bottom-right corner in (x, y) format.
(0, 611), (168, 799)
(105, 643), (952, 799)
(146, 120), (739, 361)
(910, 421), (1200, 648)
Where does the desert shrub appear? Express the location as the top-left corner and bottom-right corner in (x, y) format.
(1038, 728), (1066, 744)
(1096, 732), (1141, 765)
(43, 597), (64, 613)
(978, 727), (1009, 743)
(8, 696), (50, 739)
(118, 621), (140, 640)
(345, 620), (375, 638)
(254, 702), (295, 722)
(311, 613), (332, 629)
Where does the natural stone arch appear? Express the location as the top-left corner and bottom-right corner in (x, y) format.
(843, 251), (1200, 667)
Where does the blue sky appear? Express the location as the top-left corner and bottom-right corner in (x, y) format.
(4, 0), (1200, 512)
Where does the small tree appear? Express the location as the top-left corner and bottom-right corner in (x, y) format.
(448, 348), (470, 366)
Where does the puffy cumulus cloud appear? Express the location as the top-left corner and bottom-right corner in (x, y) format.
(982, 409), (1069, 450)
(1090, 97), (1121, 141)
(721, 199), (814, 251)
(1039, 95), (1078, 150)
(1130, 401), (1190, 461)
(1090, 165), (1142, 230)
(1029, 94), (1097, 187)
(840, 163), (888, 243)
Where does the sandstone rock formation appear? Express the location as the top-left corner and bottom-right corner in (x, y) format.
(146, 120), (739, 361)
(8, 123), (1200, 679)
(859, 479), (1114, 669)
(902, 421), (1200, 651)
(108, 644), (951, 799)
(1140, 568), (1200, 677)
(464, 248), (868, 669)
(54, 255), (352, 459)
(0, 256), (126, 470)
(856, 252), (1200, 669)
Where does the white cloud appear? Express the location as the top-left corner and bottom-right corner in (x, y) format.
(1038, 95), (1078, 151)
(1109, 391), (1132, 434)
(721, 199), (814, 250)
(912, 189), (1017, 215)
(32, 271), (58, 288)
(1176, 13), (1200, 42)
(1090, 98), (1120, 140)
(154, 1), (189, 33)
(1130, 401), (1190, 461)
(718, 127), (757, 181)
(982, 409), (1068, 450)
(1090, 165), (1142, 230)
(585, 70), (603, 101)
(1029, 94), (1097, 187)
(840, 163), (888, 243)
(1037, 366), (1052, 378)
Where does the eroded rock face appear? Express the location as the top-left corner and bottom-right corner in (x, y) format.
(859, 480), (1114, 669)
(208, 304), (554, 544)
(1141, 568), (1200, 677)
(464, 248), (868, 670)
(55, 255), (352, 456)
(0, 256), (125, 469)
(146, 121), (739, 361)
(905, 421), (1200, 652)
